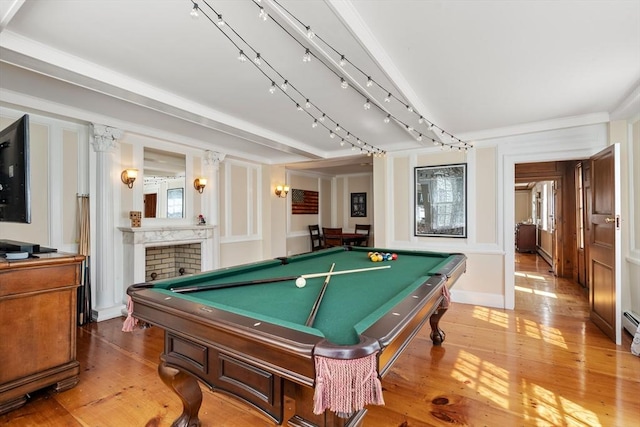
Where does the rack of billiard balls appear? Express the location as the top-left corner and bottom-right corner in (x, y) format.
(368, 251), (398, 262)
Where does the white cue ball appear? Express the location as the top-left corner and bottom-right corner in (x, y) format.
(295, 277), (306, 288)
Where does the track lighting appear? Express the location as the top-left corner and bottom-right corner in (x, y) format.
(258, 6), (268, 21)
(303, 48), (311, 62)
(306, 26), (315, 39)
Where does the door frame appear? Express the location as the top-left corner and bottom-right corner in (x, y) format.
(501, 128), (607, 310)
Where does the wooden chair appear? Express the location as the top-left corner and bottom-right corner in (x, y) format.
(308, 225), (325, 252)
(354, 224), (371, 246)
(322, 227), (343, 247)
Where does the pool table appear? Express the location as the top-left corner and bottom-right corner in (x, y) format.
(127, 246), (466, 427)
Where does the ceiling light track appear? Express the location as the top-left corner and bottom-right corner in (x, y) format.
(188, 0), (386, 157)
(267, 0), (472, 151)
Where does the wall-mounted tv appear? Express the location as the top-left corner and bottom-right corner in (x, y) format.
(0, 114), (31, 223)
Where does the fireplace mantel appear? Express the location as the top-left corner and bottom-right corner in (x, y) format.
(119, 225), (215, 286)
(119, 225), (214, 246)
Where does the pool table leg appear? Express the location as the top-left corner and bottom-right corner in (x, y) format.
(159, 359), (203, 427)
(429, 306), (448, 346)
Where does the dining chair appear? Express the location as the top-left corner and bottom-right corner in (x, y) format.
(308, 225), (325, 252)
(322, 227), (343, 247)
(354, 224), (371, 246)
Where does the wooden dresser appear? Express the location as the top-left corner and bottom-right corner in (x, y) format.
(515, 223), (537, 253)
(0, 252), (84, 414)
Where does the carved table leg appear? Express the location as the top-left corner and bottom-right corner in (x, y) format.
(158, 360), (203, 427)
(429, 305), (448, 346)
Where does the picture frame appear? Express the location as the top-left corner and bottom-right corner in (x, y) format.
(414, 164), (467, 237)
(351, 192), (367, 217)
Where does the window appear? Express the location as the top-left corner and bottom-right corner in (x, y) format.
(167, 188), (184, 219)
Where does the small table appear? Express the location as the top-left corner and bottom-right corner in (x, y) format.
(337, 232), (368, 246)
(128, 246), (466, 427)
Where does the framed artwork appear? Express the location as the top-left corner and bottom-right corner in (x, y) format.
(292, 189), (319, 214)
(351, 192), (367, 217)
(414, 164), (467, 237)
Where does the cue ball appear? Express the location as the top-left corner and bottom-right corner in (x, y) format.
(295, 277), (306, 288)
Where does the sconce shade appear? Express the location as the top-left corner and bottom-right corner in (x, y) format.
(121, 169), (138, 189)
(194, 178), (207, 194)
(275, 184), (290, 198)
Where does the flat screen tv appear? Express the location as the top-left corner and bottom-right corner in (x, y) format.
(0, 114), (31, 223)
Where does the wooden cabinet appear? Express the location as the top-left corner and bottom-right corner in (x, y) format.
(515, 223), (537, 253)
(0, 253), (84, 414)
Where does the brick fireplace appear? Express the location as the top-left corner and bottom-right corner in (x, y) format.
(145, 243), (201, 281)
(120, 225), (215, 287)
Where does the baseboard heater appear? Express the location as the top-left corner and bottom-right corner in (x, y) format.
(623, 311), (640, 335)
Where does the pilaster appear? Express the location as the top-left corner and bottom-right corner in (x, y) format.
(204, 150), (225, 270)
(90, 124), (124, 321)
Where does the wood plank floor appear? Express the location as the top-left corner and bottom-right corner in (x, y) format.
(2, 253), (638, 426)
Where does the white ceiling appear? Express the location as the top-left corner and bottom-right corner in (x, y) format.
(1, 0), (639, 174)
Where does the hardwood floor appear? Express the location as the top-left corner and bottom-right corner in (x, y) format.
(2, 253), (638, 426)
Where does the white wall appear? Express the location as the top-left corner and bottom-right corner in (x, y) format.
(374, 124), (610, 309)
(2, 102), (638, 338)
(0, 107), (87, 253)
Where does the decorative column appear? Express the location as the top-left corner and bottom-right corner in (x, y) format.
(90, 124), (123, 321)
(203, 150), (225, 271)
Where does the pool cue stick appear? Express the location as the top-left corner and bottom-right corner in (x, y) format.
(171, 275), (299, 293)
(171, 265), (391, 293)
(300, 265), (390, 280)
(305, 263), (335, 327)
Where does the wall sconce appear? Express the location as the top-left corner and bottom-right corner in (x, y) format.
(274, 184), (290, 198)
(194, 178), (207, 194)
(120, 169), (138, 189)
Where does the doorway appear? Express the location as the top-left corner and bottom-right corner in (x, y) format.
(514, 160), (584, 312)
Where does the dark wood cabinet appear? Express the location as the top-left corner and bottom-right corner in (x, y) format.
(515, 223), (537, 253)
(0, 253), (84, 414)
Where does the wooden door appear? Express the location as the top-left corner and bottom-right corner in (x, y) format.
(144, 193), (157, 218)
(587, 144), (621, 343)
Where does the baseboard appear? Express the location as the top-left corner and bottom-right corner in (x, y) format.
(451, 289), (505, 309)
(92, 305), (127, 322)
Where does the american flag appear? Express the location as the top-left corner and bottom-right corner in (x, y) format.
(292, 189), (318, 214)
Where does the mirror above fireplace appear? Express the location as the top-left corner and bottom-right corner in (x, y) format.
(143, 148), (186, 219)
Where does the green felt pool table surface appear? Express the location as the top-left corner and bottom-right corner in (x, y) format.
(150, 246), (457, 345)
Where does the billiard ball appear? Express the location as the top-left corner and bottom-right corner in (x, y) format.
(391, 253), (398, 260)
(295, 277), (307, 288)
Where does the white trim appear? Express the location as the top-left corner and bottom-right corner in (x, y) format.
(500, 124), (608, 311)
(0, 31), (327, 161)
(613, 143), (622, 345)
(458, 112), (611, 143)
(48, 122), (62, 247)
(452, 290), (504, 309)
(220, 158), (262, 240)
(627, 121), (639, 257)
